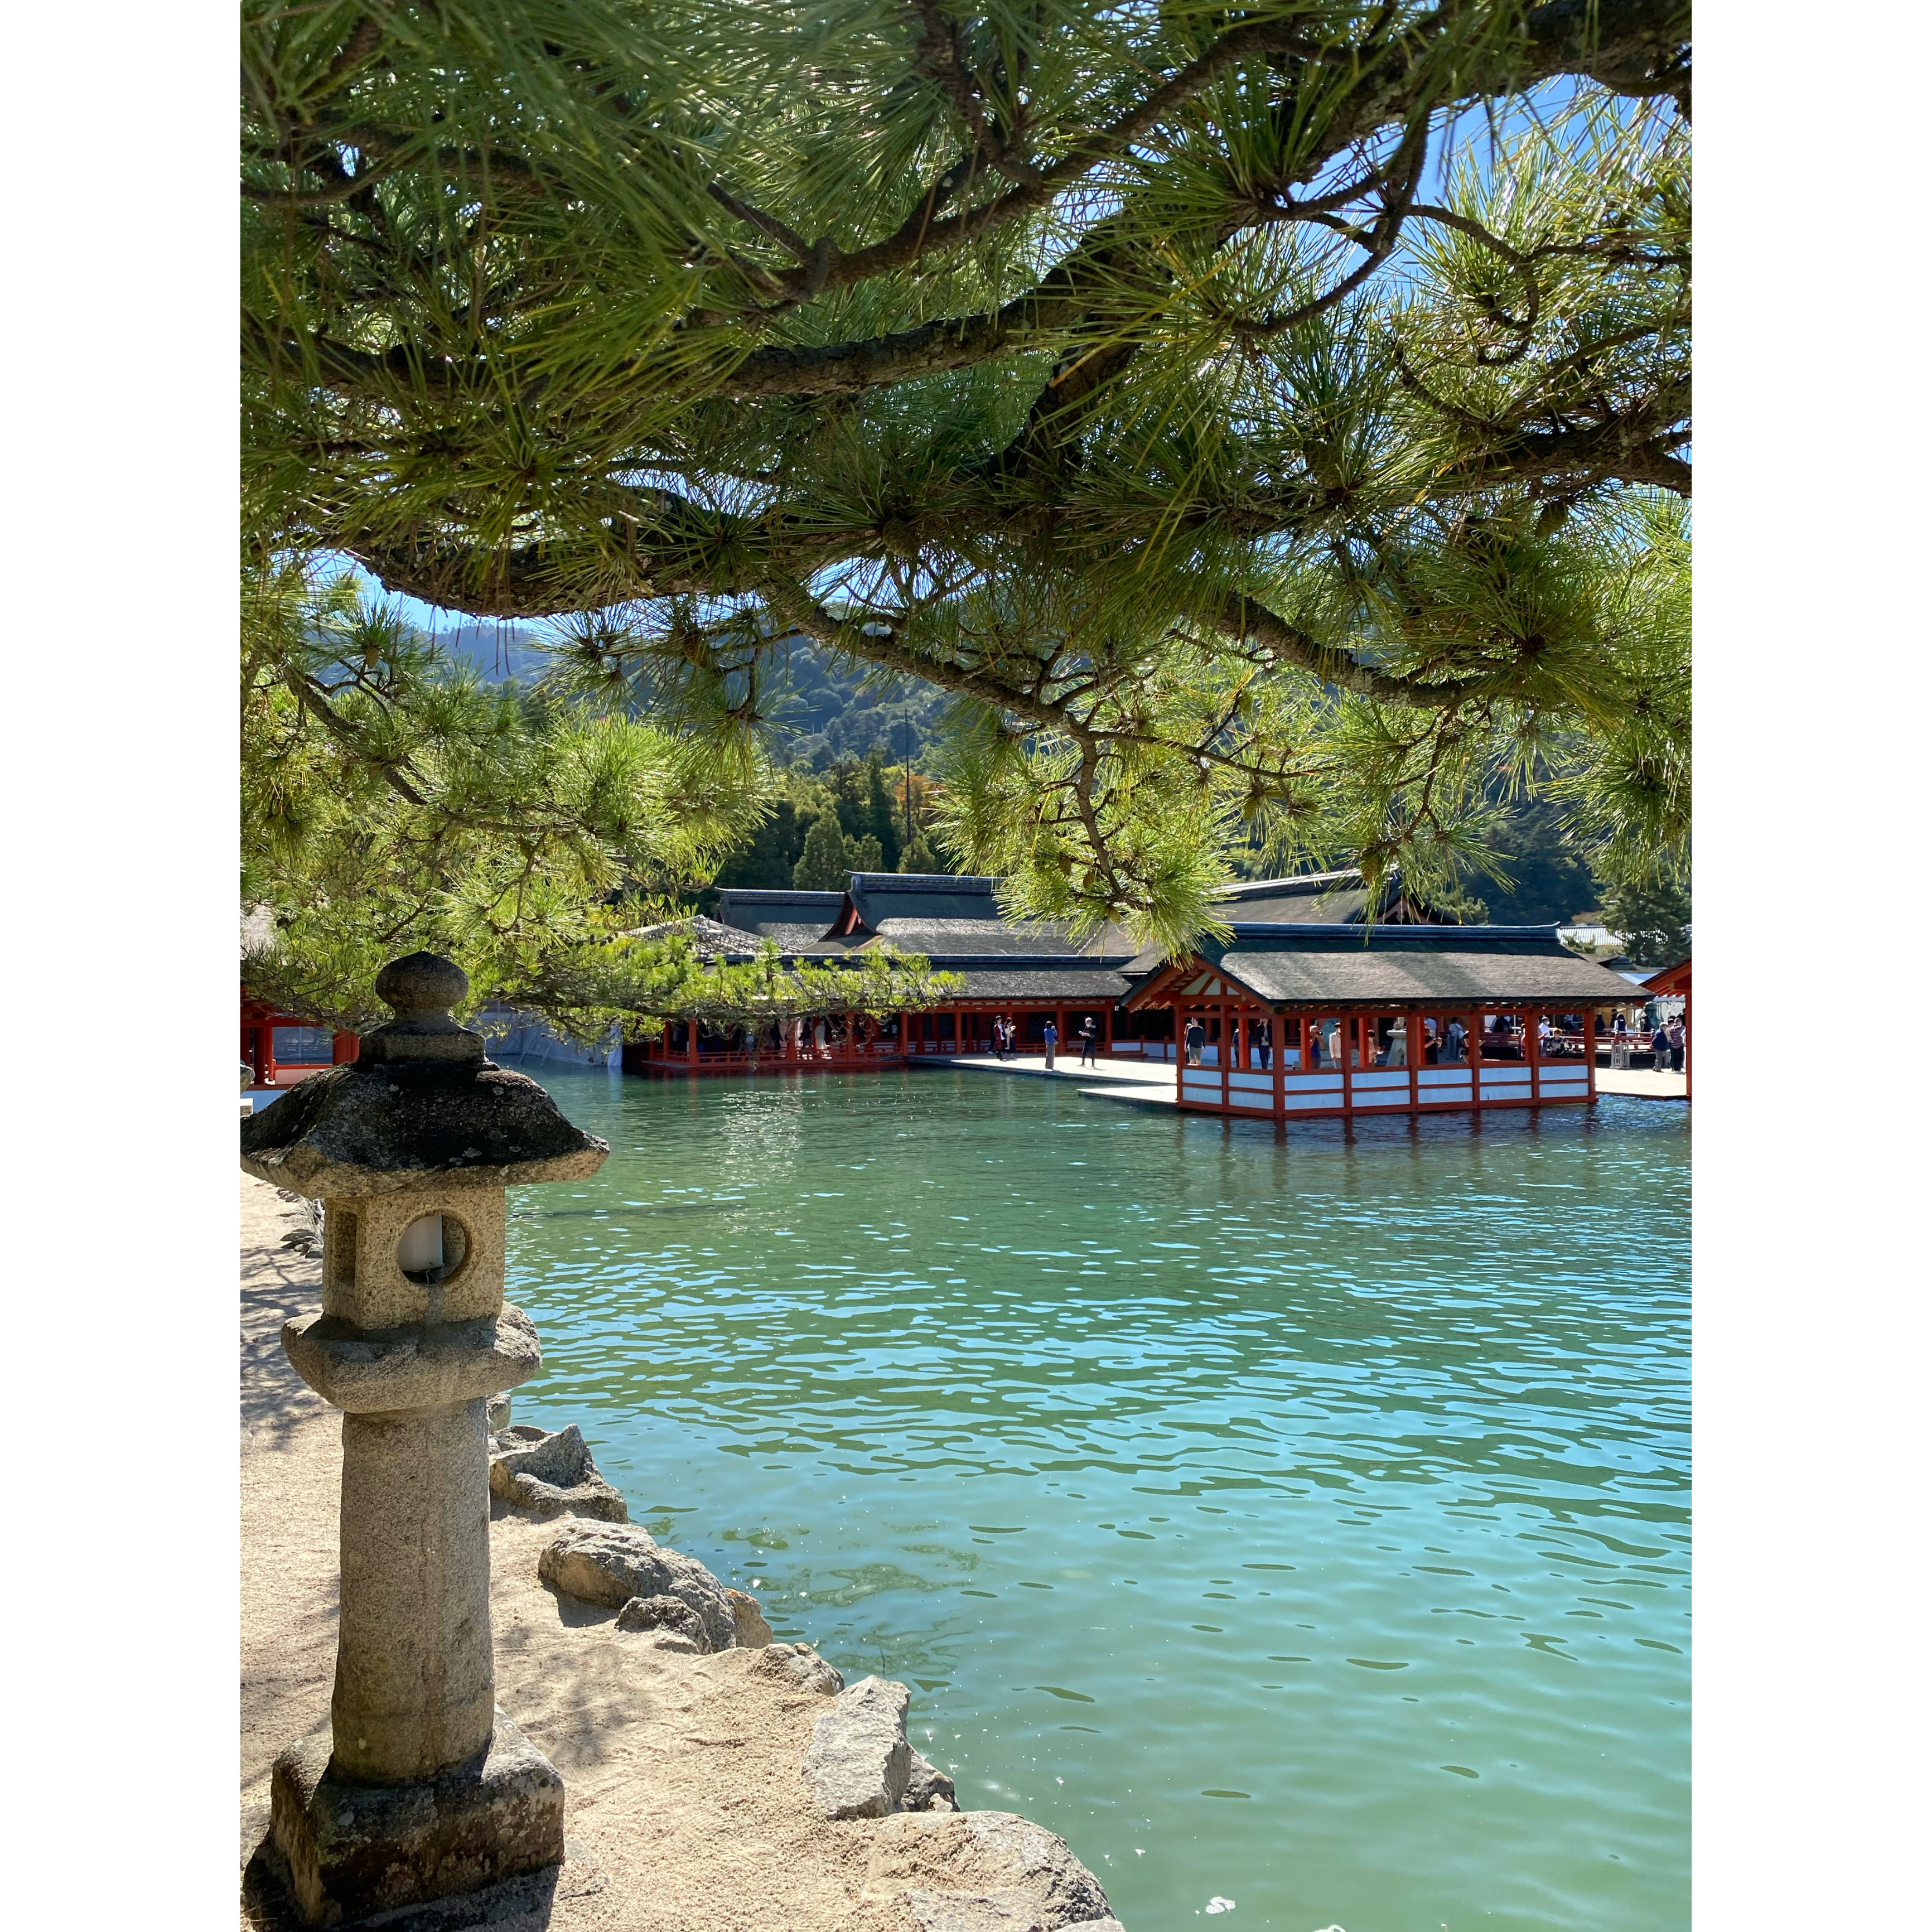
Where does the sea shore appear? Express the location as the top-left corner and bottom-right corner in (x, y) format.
(239, 1175), (1119, 1931)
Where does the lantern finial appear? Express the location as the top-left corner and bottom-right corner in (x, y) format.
(374, 950), (469, 1020)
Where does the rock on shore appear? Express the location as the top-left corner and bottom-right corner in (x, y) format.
(867, 1809), (1122, 1929)
(489, 1422), (629, 1520)
(804, 1676), (914, 1818)
(538, 1519), (738, 1652)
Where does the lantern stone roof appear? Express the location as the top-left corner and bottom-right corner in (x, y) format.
(239, 953), (608, 1196)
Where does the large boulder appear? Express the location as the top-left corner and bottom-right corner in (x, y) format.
(803, 1677), (912, 1819)
(537, 1522), (736, 1651)
(489, 1424), (628, 1521)
(747, 1643), (844, 1697)
(865, 1810), (1120, 1931)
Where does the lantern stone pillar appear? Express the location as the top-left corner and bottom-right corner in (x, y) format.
(241, 953), (609, 1925)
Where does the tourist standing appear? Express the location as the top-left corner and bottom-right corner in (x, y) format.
(1444, 1017), (1465, 1064)
(1042, 1019), (1059, 1069)
(1078, 1017), (1098, 1066)
(1185, 1016), (1205, 1067)
(1668, 1015), (1686, 1073)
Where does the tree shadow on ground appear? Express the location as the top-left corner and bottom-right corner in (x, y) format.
(241, 1194), (331, 1447)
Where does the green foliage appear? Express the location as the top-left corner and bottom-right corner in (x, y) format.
(1598, 872), (1691, 968)
(863, 754), (904, 871)
(243, 561), (958, 1031)
(793, 812), (856, 891)
(505, 928), (962, 1046)
(1465, 795), (1598, 925)
(898, 830), (944, 874)
(244, 2), (1692, 946)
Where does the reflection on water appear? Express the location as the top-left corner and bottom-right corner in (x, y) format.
(506, 1067), (1689, 1932)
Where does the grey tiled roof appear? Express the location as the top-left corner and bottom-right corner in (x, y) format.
(1211, 945), (1638, 1006)
(942, 968), (1133, 1001)
(713, 888), (844, 940)
(862, 917), (1127, 958)
(1215, 870), (1374, 922)
(844, 873), (1004, 927)
(760, 924), (854, 953)
(619, 915), (766, 958)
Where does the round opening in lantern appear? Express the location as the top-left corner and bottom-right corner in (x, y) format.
(397, 1214), (471, 1286)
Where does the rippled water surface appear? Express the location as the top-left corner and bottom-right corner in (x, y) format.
(505, 1068), (1689, 1932)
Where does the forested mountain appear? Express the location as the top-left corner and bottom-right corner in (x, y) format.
(430, 621), (949, 770)
(423, 617), (1621, 921)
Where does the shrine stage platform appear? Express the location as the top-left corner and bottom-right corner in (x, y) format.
(928, 1052), (1178, 1094)
(924, 1052), (1688, 1111)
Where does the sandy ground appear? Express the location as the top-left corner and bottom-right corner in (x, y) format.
(239, 1176), (949, 1931)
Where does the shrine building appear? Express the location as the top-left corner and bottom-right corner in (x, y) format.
(1124, 914), (1641, 1121)
(249, 868), (1649, 1118)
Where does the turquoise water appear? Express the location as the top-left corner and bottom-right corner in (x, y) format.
(505, 1068), (1689, 1932)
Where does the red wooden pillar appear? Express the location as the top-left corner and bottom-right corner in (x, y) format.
(1585, 1008), (1598, 1100)
(1055, 1004), (1066, 1064)
(687, 1018), (699, 1070)
(1682, 988), (1691, 1100)
(1407, 1012), (1420, 1110)
(332, 1031), (360, 1065)
(1272, 1008), (1286, 1120)
(1103, 1004), (1114, 1056)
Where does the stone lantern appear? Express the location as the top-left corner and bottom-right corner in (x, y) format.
(241, 953), (608, 1925)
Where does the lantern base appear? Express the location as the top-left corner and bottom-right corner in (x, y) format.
(267, 1712), (564, 1926)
